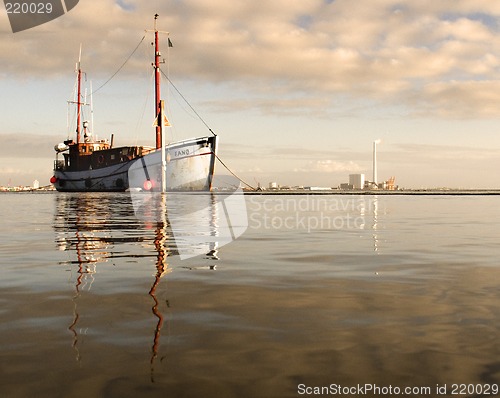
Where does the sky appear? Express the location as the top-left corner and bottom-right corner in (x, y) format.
(2, 0), (500, 188)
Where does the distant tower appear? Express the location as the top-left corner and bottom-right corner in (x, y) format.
(373, 139), (381, 185)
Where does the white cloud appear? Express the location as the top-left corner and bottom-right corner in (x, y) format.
(294, 160), (363, 173)
(419, 80), (500, 117)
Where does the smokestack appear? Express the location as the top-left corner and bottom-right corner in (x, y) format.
(373, 139), (381, 185)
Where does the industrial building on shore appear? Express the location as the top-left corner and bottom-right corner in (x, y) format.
(340, 174), (397, 190)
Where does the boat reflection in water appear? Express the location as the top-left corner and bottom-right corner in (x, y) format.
(53, 181), (246, 377)
(54, 193), (170, 368)
(129, 175), (248, 260)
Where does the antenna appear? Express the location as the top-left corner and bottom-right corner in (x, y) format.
(76, 44), (82, 143)
(77, 43), (82, 70)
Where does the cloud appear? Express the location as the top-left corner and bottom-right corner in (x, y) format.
(0, 166), (25, 175)
(202, 95), (334, 117)
(0, 156), (52, 186)
(294, 160), (363, 173)
(3, 0), (500, 118)
(419, 80), (500, 117)
(0, 134), (59, 158)
(392, 142), (500, 161)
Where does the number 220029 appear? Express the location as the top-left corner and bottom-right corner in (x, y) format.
(5, 2), (54, 14)
(451, 383), (498, 395)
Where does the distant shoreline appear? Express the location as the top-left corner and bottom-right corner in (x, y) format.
(243, 189), (500, 195)
(1, 188), (500, 195)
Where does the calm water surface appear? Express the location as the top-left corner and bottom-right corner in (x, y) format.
(1, 192), (500, 397)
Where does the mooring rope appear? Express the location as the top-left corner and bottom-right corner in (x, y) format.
(214, 153), (256, 191)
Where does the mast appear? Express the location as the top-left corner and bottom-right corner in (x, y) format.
(76, 45), (82, 144)
(154, 14), (161, 150)
(90, 80), (94, 137)
(151, 14), (167, 192)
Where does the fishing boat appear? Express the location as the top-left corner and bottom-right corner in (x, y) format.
(51, 15), (217, 192)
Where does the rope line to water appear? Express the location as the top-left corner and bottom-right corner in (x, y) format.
(214, 153), (256, 191)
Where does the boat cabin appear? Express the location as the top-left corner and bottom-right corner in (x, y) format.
(55, 140), (150, 172)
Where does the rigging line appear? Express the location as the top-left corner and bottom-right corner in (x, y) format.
(159, 68), (217, 137)
(91, 35), (146, 95)
(213, 153), (256, 191)
(133, 70), (155, 146)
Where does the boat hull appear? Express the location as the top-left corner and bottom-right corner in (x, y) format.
(128, 136), (218, 191)
(53, 162), (132, 192)
(53, 136), (217, 192)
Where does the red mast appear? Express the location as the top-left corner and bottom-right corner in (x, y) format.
(154, 14), (161, 150)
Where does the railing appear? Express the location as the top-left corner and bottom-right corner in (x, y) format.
(54, 160), (65, 171)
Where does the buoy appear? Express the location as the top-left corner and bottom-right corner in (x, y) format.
(143, 180), (153, 191)
(50, 176), (57, 184)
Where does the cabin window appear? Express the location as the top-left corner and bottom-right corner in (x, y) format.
(111, 154), (115, 160)
(81, 146), (87, 153)
(89, 147), (94, 152)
